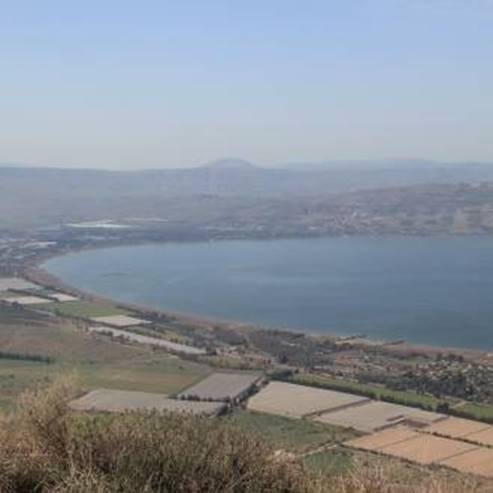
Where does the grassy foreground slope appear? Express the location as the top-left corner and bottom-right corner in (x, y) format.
(228, 410), (359, 453)
(0, 379), (490, 493)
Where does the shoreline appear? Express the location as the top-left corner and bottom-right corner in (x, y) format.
(23, 240), (492, 361)
(23, 241), (272, 335)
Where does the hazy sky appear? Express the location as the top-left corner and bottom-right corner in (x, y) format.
(1, 1), (493, 169)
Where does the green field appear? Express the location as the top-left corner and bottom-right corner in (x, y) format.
(75, 357), (210, 395)
(38, 300), (131, 318)
(0, 304), (48, 324)
(0, 304), (210, 410)
(0, 357), (210, 412)
(455, 402), (493, 422)
(228, 410), (359, 475)
(287, 373), (441, 411)
(227, 410), (359, 453)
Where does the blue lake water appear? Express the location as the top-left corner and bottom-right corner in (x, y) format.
(42, 237), (493, 349)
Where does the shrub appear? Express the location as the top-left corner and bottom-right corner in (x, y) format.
(0, 379), (490, 492)
(0, 378), (314, 492)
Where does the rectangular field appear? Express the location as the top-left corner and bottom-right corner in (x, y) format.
(49, 293), (79, 302)
(228, 410), (359, 452)
(40, 300), (130, 318)
(424, 417), (490, 439)
(0, 278), (40, 291)
(247, 381), (369, 419)
(315, 401), (442, 433)
(379, 434), (477, 465)
(70, 388), (225, 416)
(289, 373), (441, 410)
(178, 372), (262, 402)
(458, 402), (493, 422)
(3, 295), (53, 305)
(91, 314), (151, 327)
(89, 326), (206, 355)
(441, 447), (493, 478)
(466, 427), (493, 447)
(345, 426), (420, 451)
(347, 426), (478, 466)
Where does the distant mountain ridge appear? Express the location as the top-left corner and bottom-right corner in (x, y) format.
(2, 159), (493, 198)
(280, 159), (493, 171)
(2, 157), (493, 173)
(2, 157), (493, 231)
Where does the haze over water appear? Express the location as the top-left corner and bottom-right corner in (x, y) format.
(43, 237), (493, 350)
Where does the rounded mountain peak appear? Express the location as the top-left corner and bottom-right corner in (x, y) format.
(202, 158), (257, 170)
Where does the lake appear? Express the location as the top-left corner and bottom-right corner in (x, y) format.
(42, 237), (493, 350)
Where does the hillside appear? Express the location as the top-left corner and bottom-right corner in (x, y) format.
(0, 379), (489, 492)
(2, 161), (493, 233)
(0, 292), (492, 491)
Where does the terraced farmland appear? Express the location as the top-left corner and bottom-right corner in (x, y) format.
(346, 425), (493, 478)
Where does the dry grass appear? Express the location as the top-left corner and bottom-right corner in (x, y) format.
(327, 458), (490, 493)
(0, 378), (312, 492)
(0, 379), (491, 492)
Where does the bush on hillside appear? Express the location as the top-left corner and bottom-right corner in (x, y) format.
(0, 379), (490, 492)
(0, 378), (314, 492)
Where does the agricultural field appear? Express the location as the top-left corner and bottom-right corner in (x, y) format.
(424, 417), (490, 439)
(458, 402), (493, 422)
(379, 434), (476, 465)
(178, 372), (261, 401)
(287, 373), (442, 411)
(38, 300), (131, 318)
(73, 357), (211, 395)
(315, 400), (443, 433)
(442, 448), (493, 478)
(346, 426), (477, 465)
(70, 388), (225, 416)
(466, 427), (493, 447)
(227, 410), (359, 453)
(126, 324), (193, 346)
(345, 426), (419, 451)
(49, 293), (78, 302)
(1, 295), (53, 305)
(89, 326), (206, 355)
(247, 381), (368, 419)
(0, 304), (48, 324)
(0, 356), (210, 411)
(346, 424), (493, 477)
(0, 305), (211, 409)
(91, 314), (151, 327)
(0, 277), (40, 291)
